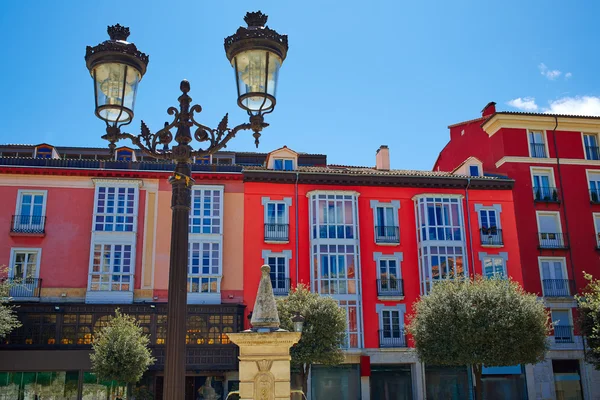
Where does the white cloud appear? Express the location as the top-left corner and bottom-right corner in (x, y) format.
(507, 97), (539, 111)
(539, 63), (562, 80)
(565, 72), (572, 79)
(544, 96), (600, 116)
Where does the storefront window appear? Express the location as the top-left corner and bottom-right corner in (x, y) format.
(425, 365), (472, 400)
(371, 364), (413, 400)
(311, 365), (360, 400)
(0, 371), (79, 399)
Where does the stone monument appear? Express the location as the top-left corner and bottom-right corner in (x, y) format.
(226, 265), (301, 400)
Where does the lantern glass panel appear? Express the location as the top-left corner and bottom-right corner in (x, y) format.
(233, 50), (281, 112)
(93, 62), (141, 123)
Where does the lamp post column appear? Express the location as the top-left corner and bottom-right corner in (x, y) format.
(163, 82), (195, 400)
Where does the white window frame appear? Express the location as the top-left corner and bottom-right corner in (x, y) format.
(536, 210), (562, 245)
(87, 241), (135, 292)
(593, 213), (600, 247)
(376, 304), (406, 347)
(273, 158), (295, 171)
(586, 170), (600, 202)
(530, 167), (557, 201)
(478, 252), (508, 278)
(538, 256), (569, 297)
(551, 309), (574, 343)
(582, 132), (600, 160)
(370, 200), (400, 245)
(262, 250), (292, 295)
(468, 164), (481, 177)
(14, 190), (48, 231)
(374, 252), (403, 298)
(9, 247), (42, 280)
(475, 204), (503, 247)
(213, 155), (235, 165)
(92, 180), (141, 233)
(190, 185), (224, 235)
(262, 197), (291, 243)
(527, 130), (549, 158)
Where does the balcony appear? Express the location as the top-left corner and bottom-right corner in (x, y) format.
(378, 329), (407, 348)
(377, 278), (404, 297)
(538, 232), (569, 249)
(480, 227), (503, 246)
(554, 325), (574, 344)
(271, 278), (290, 296)
(4, 277), (42, 299)
(10, 215), (46, 236)
(375, 226), (400, 244)
(533, 187), (560, 203)
(542, 279), (574, 297)
(586, 145), (600, 160)
(264, 223), (289, 242)
(530, 143), (547, 158)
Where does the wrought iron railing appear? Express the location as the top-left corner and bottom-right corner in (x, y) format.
(377, 278), (404, 297)
(530, 143), (547, 158)
(542, 279), (574, 297)
(590, 189), (600, 204)
(554, 325), (574, 343)
(586, 145), (600, 160)
(533, 187), (559, 202)
(375, 226), (400, 244)
(271, 278), (290, 296)
(480, 227), (503, 246)
(264, 223), (289, 241)
(5, 277), (42, 298)
(11, 215), (46, 234)
(378, 329), (407, 348)
(538, 232), (568, 249)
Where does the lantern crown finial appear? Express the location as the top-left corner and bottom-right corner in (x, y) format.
(107, 24), (130, 41)
(244, 11), (268, 28)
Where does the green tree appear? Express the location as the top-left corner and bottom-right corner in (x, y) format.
(90, 309), (155, 398)
(407, 276), (550, 400)
(576, 273), (600, 369)
(0, 266), (21, 339)
(276, 284), (346, 395)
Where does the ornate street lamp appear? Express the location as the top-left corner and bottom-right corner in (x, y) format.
(85, 11), (288, 400)
(291, 311), (305, 333)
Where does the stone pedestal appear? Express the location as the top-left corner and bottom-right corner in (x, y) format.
(227, 331), (301, 400)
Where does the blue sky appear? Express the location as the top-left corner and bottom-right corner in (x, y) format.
(0, 1), (598, 170)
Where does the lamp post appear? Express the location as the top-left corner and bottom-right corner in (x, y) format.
(84, 11), (288, 400)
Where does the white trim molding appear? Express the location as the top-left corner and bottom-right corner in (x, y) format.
(91, 178), (143, 187)
(370, 200), (401, 246)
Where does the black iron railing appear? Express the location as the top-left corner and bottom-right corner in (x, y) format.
(586, 145), (600, 160)
(533, 187), (559, 202)
(538, 232), (569, 249)
(377, 278), (404, 297)
(554, 325), (574, 343)
(264, 223), (289, 241)
(530, 143), (547, 158)
(590, 189), (600, 204)
(480, 227), (503, 246)
(5, 277), (42, 298)
(375, 226), (400, 244)
(542, 279), (574, 297)
(11, 215), (46, 234)
(378, 329), (407, 348)
(271, 278), (290, 296)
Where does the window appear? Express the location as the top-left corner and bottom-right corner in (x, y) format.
(375, 252), (403, 296)
(532, 169), (557, 201)
(339, 300), (361, 348)
(540, 258), (570, 297)
(416, 197), (463, 242)
(195, 155), (210, 164)
(469, 165), (480, 176)
(594, 213), (600, 247)
(380, 310), (403, 347)
(537, 212), (564, 248)
(584, 133), (599, 160)
(35, 146), (53, 159)
(263, 198), (290, 241)
(190, 187), (222, 234)
(267, 255), (289, 295)
(115, 149), (133, 161)
(10, 249), (40, 280)
(273, 158), (294, 171)
(419, 245), (465, 289)
(529, 131), (547, 158)
(481, 256), (506, 278)
(477, 206), (503, 246)
(313, 244), (358, 295)
(94, 186), (137, 232)
(552, 309), (573, 343)
(188, 241), (220, 294)
(14, 191), (46, 232)
(89, 244), (133, 292)
(214, 156), (233, 165)
(312, 194), (357, 240)
(370, 200), (400, 244)
(588, 171), (600, 203)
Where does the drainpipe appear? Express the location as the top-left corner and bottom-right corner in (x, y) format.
(465, 178), (476, 277)
(551, 116), (577, 291)
(295, 171), (300, 283)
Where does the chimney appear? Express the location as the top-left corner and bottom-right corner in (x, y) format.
(481, 101), (496, 117)
(376, 145), (390, 170)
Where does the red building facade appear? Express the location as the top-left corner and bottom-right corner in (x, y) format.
(242, 146), (524, 399)
(435, 102), (600, 399)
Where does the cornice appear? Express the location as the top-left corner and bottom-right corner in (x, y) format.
(483, 114), (600, 137)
